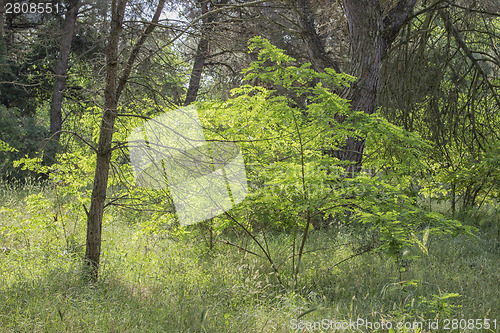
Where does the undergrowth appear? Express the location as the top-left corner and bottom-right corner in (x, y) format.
(0, 182), (498, 332)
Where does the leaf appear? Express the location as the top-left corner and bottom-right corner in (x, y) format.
(0, 139), (17, 152)
(422, 227), (430, 247)
(297, 308), (317, 319)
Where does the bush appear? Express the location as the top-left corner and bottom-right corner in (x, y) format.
(0, 105), (49, 181)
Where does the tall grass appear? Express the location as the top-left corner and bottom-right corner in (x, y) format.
(0, 182), (498, 332)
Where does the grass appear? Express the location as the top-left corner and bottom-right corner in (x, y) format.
(0, 182), (498, 332)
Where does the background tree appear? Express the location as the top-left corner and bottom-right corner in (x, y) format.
(49, 0), (81, 145)
(184, 0), (228, 105)
(379, 0), (500, 213)
(332, 0), (418, 173)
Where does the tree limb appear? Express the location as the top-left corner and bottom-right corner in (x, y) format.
(383, 0), (418, 50)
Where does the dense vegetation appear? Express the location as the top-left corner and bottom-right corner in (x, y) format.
(0, 0), (499, 332)
(0, 180), (498, 332)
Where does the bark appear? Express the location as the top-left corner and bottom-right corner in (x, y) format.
(184, 0), (228, 106)
(338, 0), (417, 174)
(48, 0), (81, 159)
(184, 35), (209, 106)
(451, 182), (456, 218)
(294, 0), (340, 73)
(84, 0), (127, 280)
(0, 0), (5, 61)
(84, 0), (166, 281)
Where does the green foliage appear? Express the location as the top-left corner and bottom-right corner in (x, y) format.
(0, 184), (497, 332)
(0, 29), (55, 116)
(0, 105), (49, 180)
(419, 292), (462, 318)
(0, 139), (16, 153)
(9, 37), (475, 290)
(195, 37), (473, 282)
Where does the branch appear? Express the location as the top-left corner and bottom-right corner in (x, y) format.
(218, 239), (264, 258)
(43, 130), (97, 153)
(82, 204), (89, 218)
(444, 1), (500, 17)
(163, 0), (270, 47)
(325, 245), (375, 271)
(404, 0), (448, 22)
(0, 81), (42, 87)
(277, 242), (355, 269)
(224, 211), (283, 285)
(439, 9), (500, 108)
(292, 0), (340, 72)
(383, 0), (418, 47)
(116, 0), (167, 100)
(104, 194), (129, 208)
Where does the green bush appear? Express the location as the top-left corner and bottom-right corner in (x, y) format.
(0, 105), (49, 181)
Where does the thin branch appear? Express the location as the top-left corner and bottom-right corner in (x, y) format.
(218, 239), (264, 258)
(0, 81), (42, 87)
(116, 0), (167, 100)
(43, 130), (97, 153)
(444, 1), (500, 17)
(383, 0), (418, 49)
(277, 242), (355, 269)
(103, 194), (129, 209)
(439, 9), (500, 108)
(224, 211), (283, 285)
(325, 245), (375, 272)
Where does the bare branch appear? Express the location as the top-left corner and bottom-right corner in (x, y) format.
(43, 130), (97, 153)
(383, 0), (418, 47)
(439, 9), (500, 108)
(116, 0), (167, 100)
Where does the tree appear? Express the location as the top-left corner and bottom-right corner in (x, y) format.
(184, 0), (229, 105)
(293, 0), (340, 73)
(49, 0), (82, 144)
(179, 0), (418, 173)
(0, 0), (4, 39)
(335, 0), (417, 173)
(378, 0), (500, 212)
(85, 0), (166, 281)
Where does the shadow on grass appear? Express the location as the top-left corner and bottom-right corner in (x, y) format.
(0, 263), (218, 333)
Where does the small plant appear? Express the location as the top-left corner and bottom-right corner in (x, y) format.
(197, 37), (474, 289)
(419, 291), (462, 318)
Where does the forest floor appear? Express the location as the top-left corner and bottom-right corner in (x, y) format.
(0, 182), (499, 332)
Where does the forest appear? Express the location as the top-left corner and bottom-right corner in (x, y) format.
(0, 0), (499, 332)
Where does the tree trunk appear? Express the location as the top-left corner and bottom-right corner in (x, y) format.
(336, 0), (384, 173)
(84, 0), (127, 281)
(50, 0), (81, 143)
(184, 35), (209, 106)
(294, 0), (340, 73)
(184, 0), (228, 106)
(338, 0), (417, 174)
(0, 0), (4, 39)
(84, 0), (166, 281)
(0, 0), (5, 60)
(451, 182), (456, 218)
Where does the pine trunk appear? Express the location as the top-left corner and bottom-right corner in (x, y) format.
(49, 0), (81, 143)
(84, 0), (127, 281)
(84, 0), (166, 281)
(339, 0), (417, 173)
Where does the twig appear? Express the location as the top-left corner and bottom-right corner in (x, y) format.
(43, 130), (97, 153)
(325, 246), (375, 272)
(224, 211), (283, 285)
(218, 239), (264, 258)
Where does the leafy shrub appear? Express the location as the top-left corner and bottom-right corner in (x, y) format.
(0, 105), (49, 181)
(194, 37), (473, 282)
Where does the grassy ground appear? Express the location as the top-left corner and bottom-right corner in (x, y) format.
(0, 182), (498, 332)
